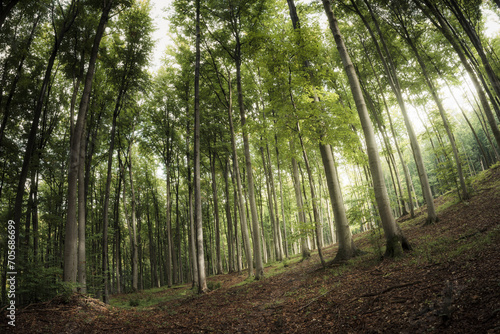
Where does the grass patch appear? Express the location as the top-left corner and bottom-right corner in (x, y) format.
(265, 255), (302, 277)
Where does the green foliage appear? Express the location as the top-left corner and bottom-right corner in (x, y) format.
(18, 263), (68, 304)
(129, 298), (140, 307)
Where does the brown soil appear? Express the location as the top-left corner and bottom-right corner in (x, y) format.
(5, 164), (500, 333)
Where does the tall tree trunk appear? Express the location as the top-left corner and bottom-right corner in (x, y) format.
(187, 122), (198, 289)
(227, 71), (253, 278)
(165, 165), (173, 288)
(223, 157), (235, 273)
(127, 142), (139, 291)
(290, 142), (311, 260)
(194, 0), (208, 293)
(275, 137), (289, 258)
(298, 131), (325, 267)
(260, 145), (282, 262)
(77, 120), (87, 293)
(66, 1), (113, 288)
(355, 0), (437, 223)
(101, 106), (118, 303)
(266, 144), (284, 260)
(415, 0), (500, 152)
(235, 43), (264, 280)
(210, 150), (223, 275)
(287, 0), (358, 260)
(319, 144), (358, 261)
(15, 1), (77, 254)
(231, 165), (243, 273)
(322, 0), (411, 256)
(398, 21), (469, 200)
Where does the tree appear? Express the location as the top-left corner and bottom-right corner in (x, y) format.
(64, 0), (114, 288)
(285, 0), (358, 262)
(351, 0), (438, 223)
(14, 0), (77, 253)
(322, 0), (411, 257)
(194, 0), (208, 293)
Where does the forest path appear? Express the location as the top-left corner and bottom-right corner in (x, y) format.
(10, 164), (500, 333)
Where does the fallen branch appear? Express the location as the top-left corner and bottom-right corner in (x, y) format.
(361, 280), (422, 297)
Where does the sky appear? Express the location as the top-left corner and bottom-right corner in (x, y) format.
(149, 0), (174, 71)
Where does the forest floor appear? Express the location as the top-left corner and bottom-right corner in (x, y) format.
(6, 163), (500, 333)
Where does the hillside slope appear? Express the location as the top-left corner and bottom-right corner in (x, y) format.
(8, 164), (500, 333)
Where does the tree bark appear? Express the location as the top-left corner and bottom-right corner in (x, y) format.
(319, 144), (358, 261)
(298, 132), (325, 267)
(210, 150), (224, 275)
(235, 46), (264, 280)
(322, 0), (411, 256)
(15, 1), (77, 254)
(227, 71), (253, 278)
(194, 0), (208, 293)
(126, 141), (139, 291)
(290, 142), (311, 260)
(356, 0), (437, 223)
(77, 119), (87, 293)
(275, 136), (289, 258)
(397, 19), (469, 200)
(223, 157), (235, 273)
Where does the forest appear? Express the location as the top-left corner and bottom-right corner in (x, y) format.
(1, 0), (500, 332)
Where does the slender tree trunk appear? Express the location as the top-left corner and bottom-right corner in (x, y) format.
(127, 143), (139, 291)
(194, 0), (208, 293)
(186, 120), (198, 289)
(210, 151), (223, 275)
(275, 137), (289, 258)
(290, 143), (311, 260)
(102, 108), (118, 304)
(235, 48), (264, 280)
(77, 121), (87, 293)
(227, 72), (253, 278)
(223, 157), (235, 273)
(400, 26), (469, 199)
(66, 1), (113, 288)
(266, 144), (284, 260)
(165, 165), (173, 288)
(322, 0), (411, 256)
(416, 0), (500, 150)
(260, 146), (282, 262)
(356, 0), (436, 223)
(230, 165), (243, 273)
(16, 2), (77, 255)
(445, 0), (500, 103)
(319, 144), (358, 261)
(298, 132), (325, 267)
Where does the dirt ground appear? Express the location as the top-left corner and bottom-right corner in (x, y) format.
(4, 164), (500, 333)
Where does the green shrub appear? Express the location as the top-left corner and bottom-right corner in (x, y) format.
(129, 298), (140, 307)
(207, 281), (221, 291)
